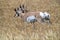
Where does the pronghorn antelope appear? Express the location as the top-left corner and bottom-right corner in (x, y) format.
(14, 4), (51, 24)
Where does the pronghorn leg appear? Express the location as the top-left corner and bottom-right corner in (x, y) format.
(32, 23), (35, 29)
(41, 18), (45, 22)
(48, 20), (52, 24)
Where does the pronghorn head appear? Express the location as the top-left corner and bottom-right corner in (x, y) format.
(14, 4), (26, 17)
(14, 7), (22, 17)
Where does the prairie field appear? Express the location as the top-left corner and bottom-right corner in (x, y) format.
(0, 0), (60, 40)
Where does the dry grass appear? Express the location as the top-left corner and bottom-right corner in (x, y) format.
(0, 0), (60, 40)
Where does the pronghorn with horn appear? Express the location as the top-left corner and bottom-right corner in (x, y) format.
(14, 4), (51, 24)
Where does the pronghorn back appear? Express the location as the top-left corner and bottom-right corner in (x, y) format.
(21, 11), (40, 22)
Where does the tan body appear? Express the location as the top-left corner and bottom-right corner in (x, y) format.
(21, 11), (40, 22)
